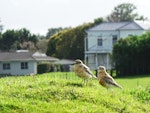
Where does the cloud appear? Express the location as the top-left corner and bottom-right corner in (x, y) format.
(9, 0), (20, 7)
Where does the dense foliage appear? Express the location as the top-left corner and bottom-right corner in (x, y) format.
(113, 32), (150, 76)
(45, 27), (66, 39)
(46, 23), (95, 60)
(0, 28), (38, 51)
(37, 63), (52, 74)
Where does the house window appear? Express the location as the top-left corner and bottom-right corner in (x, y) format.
(21, 62), (28, 69)
(97, 38), (102, 46)
(112, 35), (118, 45)
(128, 34), (133, 36)
(3, 63), (10, 70)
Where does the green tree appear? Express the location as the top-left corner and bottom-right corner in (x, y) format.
(46, 27), (64, 39)
(106, 3), (147, 22)
(17, 28), (38, 50)
(94, 17), (103, 25)
(46, 34), (60, 57)
(46, 23), (95, 60)
(113, 32), (150, 76)
(0, 28), (39, 51)
(18, 28), (31, 44)
(1, 30), (19, 51)
(36, 39), (48, 53)
(29, 34), (38, 44)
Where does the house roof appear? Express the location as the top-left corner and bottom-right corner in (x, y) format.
(33, 52), (59, 62)
(54, 59), (75, 65)
(0, 51), (34, 61)
(0, 51), (59, 62)
(87, 21), (150, 31)
(134, 20), (150, 30)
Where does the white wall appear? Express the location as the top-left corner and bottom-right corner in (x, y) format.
(87, 31), (119, 51)
(120, 30), (144, 38)
(0, 61), (37, 75)
(87, 30), (144, 52)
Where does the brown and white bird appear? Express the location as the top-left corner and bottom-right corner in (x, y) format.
(73, 59), (97, 82)
(97, 66), (122, 89)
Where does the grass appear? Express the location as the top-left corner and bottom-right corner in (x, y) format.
(0, 72), (149, 113)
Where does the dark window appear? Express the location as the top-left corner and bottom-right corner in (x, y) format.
(128, 34), (133, 36)
(3, 63), (10, 70)
(21, 62), (28, 69)
(112, 35), (118, 45)
(97, 38), (102, 46)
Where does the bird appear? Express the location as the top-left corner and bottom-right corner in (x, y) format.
(97, 66), (122, 89)
(73, 59), (97, 83)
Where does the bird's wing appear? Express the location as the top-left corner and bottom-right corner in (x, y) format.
(82, 64), (97, 78)
(103, 75), (122, 89)
(103, 75), (116, 85)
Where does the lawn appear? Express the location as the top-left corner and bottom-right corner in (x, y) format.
(0, 72), (149, 113)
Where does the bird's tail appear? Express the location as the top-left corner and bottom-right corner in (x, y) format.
(115, 83), (123, 89)
(92, 74), (98, 79)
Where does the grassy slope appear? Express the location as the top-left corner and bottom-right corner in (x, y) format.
(0, 72), (149, 113)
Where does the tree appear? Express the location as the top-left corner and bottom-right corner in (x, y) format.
(16, 28), (38, 51)
(106, 3), (147, 22)
(1, 30), (19, 51)
(46, 23), (95, 60)
(113, 32), (150, 76)
(46, 27), (63, 39)
(18, 28), (31, 44)
(94, 17), (103, 25)
(29, 34), (38, 44)
(20, 41), (36, 51)
(36, 39), (48, 53)
(0, 28), (39, 51)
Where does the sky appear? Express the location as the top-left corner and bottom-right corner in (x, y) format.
(0, 0), (150, 35)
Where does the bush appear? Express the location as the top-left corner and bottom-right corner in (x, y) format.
(37, 63), (52, 74)
(113, 32), (150, 76)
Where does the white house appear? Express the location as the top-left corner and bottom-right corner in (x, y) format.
(0, 51), (59, 76)
(85, 21), (150, 70)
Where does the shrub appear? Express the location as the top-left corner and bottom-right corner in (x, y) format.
(37, 63), (51, 74)
(113, 32), (150, 76)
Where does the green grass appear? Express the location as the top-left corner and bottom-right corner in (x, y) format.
(0, 72), (149, 113)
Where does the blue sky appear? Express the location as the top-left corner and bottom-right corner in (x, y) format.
(0, 0), (150, 35)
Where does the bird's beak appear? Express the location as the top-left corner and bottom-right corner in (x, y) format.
(69, 62), (76, 65)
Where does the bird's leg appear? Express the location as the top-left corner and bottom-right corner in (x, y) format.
(86, 79), (89, 85)
(83, 79), (88, 86)
(107, 88), (115, 96)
